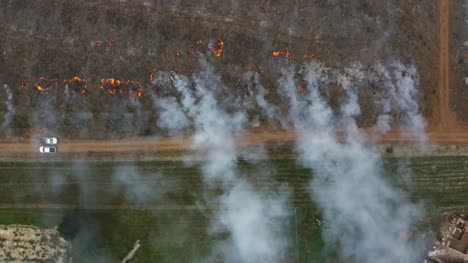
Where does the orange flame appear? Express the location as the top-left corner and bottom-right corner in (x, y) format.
(96, 41), (102, 47)
(272, 48), (295, 60)
(101, 78), (119, 95)
(34, 77), (50, 91)
(67, 76), (88, 94)
(127, 80), (144, 97)
(136, 86), (143, 97)
(188, 40), (207, 56)
(303, 54), (317, 59)
(272, 51), (282, 57)
(100, 78), (143, 96)
(70, 76), (83, 82)
(149, 68), (157, 82)
(176, 50), (182, 57)
(211, 37), (224, 57)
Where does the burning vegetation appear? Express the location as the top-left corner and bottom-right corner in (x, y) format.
(188, 40), (208, 56)
(149, 69), (156, 82)
(272, 48), (317, 62)
(100, 78), (143, 97)
(303, 54), (317, 59)
(272, 48), (294, 59)
(66, 76), (88, 94)
(21, 76), (145, 97)
(210, 37), (225, 57)
(34, 77), (54, 92)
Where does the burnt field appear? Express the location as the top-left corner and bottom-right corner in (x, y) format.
(451, 1), (468, 123)
(0, 0), (437, 138)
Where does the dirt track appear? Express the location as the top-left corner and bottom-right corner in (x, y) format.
(2, 129), (468, 158)
(435, 0), (455, 130)
(434, 0), (466, 132)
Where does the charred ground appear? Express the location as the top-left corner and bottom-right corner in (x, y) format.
(0, 0), (437, 138)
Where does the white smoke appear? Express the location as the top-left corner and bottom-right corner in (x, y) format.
(128, 90), (145, 134)
(336, 62), (365, 119)
(375, 103), (393, 135)
(210, 181), (290, 263)
(147, 71), (193, 135)
(155, 97), (190, 135)
(190, 64), (245, 184)
(373, 61), (427, 144)
(169, 71), (196, 113)
(158, 60), (291, 262)
(32, 89), (61, 135)
(279, 60), (425, 262)
(252, 72), (280, 122)
(391, 62), (426, 140)
(112, 165), (170, 206)
(1, 84), (15, 131)
(64, 84), (70, 101)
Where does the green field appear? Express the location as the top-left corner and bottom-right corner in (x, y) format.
(0, 157), (466, 262)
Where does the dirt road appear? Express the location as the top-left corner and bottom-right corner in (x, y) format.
(1, 129), (468, 158)
(435, 0), (459, 130)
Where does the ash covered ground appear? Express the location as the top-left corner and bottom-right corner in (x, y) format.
(452, 0), (468, 122)
(0, 0), (437, 138)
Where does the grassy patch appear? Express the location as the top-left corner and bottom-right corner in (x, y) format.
(0, 156), (466, 261)
(0, 207), (328, 262)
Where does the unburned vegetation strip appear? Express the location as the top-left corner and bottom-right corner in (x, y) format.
(0, 207), (327, 262)
(0, 157), (465, 261)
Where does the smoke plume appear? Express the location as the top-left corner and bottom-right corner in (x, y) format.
(373, 61), (427, 144)
(157, 60), (291, 262)
(112, 165), (171, 206)
(278, 60), (425, 262)
(1, 84), (15, 131)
